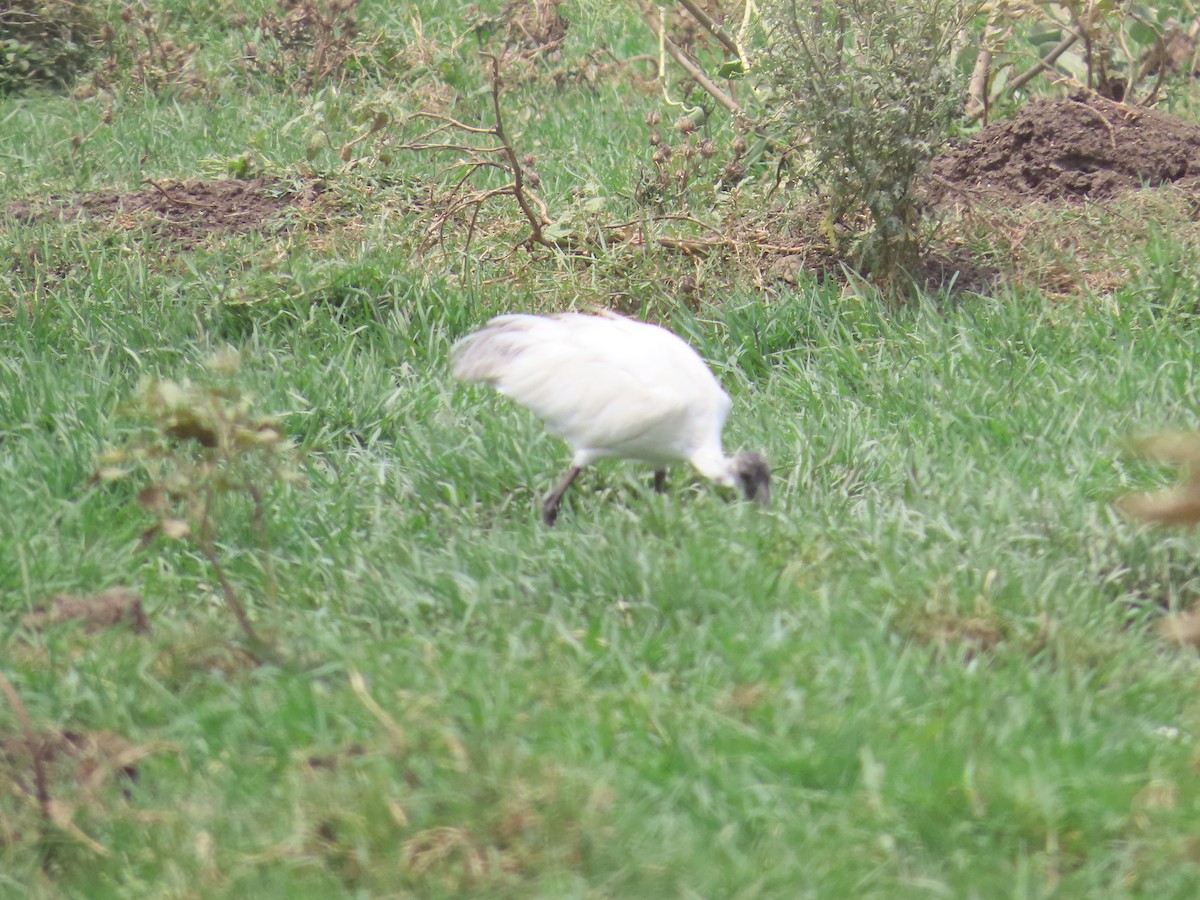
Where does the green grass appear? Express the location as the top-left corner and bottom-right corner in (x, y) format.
(3, 1), (1200, 897)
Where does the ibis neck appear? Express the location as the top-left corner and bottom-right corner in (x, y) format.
(688, 447), (737, 488)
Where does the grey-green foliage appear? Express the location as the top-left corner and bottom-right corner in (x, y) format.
(0, 0), (100, 93)
(761, 0), (976, 286)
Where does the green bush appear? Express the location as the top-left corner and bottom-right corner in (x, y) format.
(0, 0), (100, 93)
(761, 0), (978, 289)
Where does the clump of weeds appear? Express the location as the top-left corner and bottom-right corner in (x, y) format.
(95, 351), (301, 663)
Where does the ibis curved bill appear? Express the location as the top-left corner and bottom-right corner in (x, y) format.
(451, 312), (770, 525)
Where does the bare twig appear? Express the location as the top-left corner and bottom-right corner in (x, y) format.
(639, 0), (748, 122)
(395, 45), (819, 261)
(652, 235), (730, 255)
(605, 212), (729, 237)
(142, 179), (206, 208)
(1130, 15), (1200, 105)
(483, 53), (553, 248)
(969, 29), (1081, 123)
(409, 112), (502, 136)
(192, 483), (269, 657)
(0, 672), (50, 826)
(196, 537), (267, 653)
(339, 112), (390, 157)
(677, 0), (743, 59)
(403, 54), (562, 254)
(967, 20), (1000, 121)
(394, 141), (506, 155)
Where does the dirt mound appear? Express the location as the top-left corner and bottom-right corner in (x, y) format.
(931, 95), (1200, 204)
(8, 177), (321, 248)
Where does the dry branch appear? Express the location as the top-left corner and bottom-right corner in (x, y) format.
(399, 53), (562, 255)
(677, 0), (743, 59)
(484, 53), (552, 248)
(968, 28), (1081, 123)
(0, 672), (50, 826)
(967, 20), (1000, 120)
(638, 0), (748, 122)
(394, 46), (798, 262)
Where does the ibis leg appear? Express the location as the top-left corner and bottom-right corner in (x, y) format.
(542, 466), (582, 526)
(653, 469), (667, 494)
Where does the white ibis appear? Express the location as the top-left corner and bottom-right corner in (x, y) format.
(450, 312), (770, 525)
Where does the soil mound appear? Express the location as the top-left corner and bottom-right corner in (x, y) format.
(931, 95), (1200, 203)
(8, 177), (320, 248)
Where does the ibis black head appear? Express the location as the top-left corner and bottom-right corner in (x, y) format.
(733, 451), (771, 506)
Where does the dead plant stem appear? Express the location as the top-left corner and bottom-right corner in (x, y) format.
(0, 672), (50, 826)
(483, 53), (552, 248)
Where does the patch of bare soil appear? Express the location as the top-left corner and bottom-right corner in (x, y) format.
(8, 177), (321, 249)
(22, 587), (149, 634)
(931, 94), (1200, 204)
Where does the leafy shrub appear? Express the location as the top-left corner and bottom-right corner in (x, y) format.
(761, 0), (978, 289)
(0, 0), (100, 93)
(98, 352), (301, 659)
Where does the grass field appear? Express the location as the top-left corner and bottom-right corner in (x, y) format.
(3, 1), (1200, 897)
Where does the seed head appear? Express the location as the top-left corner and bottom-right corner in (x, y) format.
(675, 116), (697, 135)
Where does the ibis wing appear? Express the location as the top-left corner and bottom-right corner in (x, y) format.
(451, 314), (731, 462)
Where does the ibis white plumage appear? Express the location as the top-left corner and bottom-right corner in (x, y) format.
(450, 312), (770, 525)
